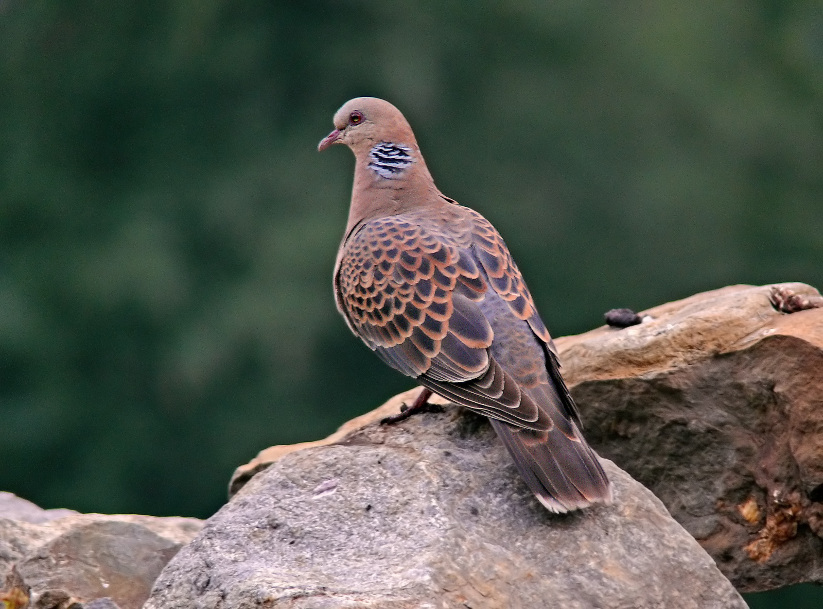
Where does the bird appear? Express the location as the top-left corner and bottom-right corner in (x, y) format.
(318, 97), (612, 513)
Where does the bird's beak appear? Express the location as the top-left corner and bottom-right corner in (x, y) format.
(318, 128), (342, 151)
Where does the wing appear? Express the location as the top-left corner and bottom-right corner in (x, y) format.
(335, 208), (556, 431)
(465, 208), (581, 424)
(335, 206), (611, 511)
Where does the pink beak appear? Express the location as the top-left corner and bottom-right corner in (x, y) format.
(318, 128), (342, 151)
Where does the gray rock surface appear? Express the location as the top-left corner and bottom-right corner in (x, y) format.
(0, 496), (202, 609)
(554, 283), (823, 592)
(149, 406), (745, 609)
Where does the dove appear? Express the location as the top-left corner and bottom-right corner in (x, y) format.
(319, 97), (611, 513)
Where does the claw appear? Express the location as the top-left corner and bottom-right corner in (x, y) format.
(380, 388), (436, 424)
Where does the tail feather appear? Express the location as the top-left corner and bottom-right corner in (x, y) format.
(489, 417), (612, 513)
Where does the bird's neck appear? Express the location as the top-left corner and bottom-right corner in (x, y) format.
(344, 142), (443, 236)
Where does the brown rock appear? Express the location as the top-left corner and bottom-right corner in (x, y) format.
(554, 282), (823, 592)
(0, 496), (202, 609)
(17, 521), (184, 609)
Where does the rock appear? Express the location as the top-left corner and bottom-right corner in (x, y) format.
(0, 492), (78, 524)
(148, 405), (745, 608)
(0, 566), (28, 609)
(0, 495), (202, 609)
(83, 600), (122, 609)
(9, 282), (815, 604)
(228, 388), (451, 497)
(553, 282), (823, 592)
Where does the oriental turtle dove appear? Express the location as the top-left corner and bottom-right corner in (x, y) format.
(319, 97), (611, 513)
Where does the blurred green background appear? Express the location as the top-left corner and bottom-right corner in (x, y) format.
(1, 1), (821, 605)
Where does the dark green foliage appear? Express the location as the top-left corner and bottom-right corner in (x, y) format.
(745, 583), (823, 609)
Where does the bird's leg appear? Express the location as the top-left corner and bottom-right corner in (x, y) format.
(380, 388), (437, 425)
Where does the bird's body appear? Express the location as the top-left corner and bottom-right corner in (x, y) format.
(320, 97), (611, 513)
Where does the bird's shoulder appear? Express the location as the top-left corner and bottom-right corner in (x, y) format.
(337, 201), (549, 340)
(338, 200), (503, 273)
(335, 205), (486, 328)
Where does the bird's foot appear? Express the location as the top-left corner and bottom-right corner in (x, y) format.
(380, 388), (440, 425)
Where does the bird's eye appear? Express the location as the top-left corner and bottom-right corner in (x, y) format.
(349, 111), (363, 125)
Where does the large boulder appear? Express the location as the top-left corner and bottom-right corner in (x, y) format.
(555, 282), (823, 591)
(148, 397), (745, 608)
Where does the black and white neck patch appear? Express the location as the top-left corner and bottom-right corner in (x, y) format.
(368, 142), (414, 179)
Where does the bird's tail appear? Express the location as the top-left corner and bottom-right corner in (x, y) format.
(489, 417), (612, 513)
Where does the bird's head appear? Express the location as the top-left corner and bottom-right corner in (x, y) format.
(317, 97), (416, 154)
